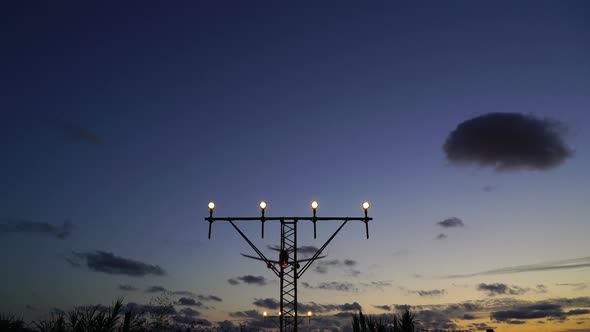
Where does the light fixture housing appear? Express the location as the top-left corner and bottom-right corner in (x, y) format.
(311, 201), (319, 210)
(259, 201), (267, 210)
(208, 202), (216, 210)
(362, 201), (370, 210)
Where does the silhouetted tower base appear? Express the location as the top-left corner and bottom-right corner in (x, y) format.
(280, 220), (297, 332)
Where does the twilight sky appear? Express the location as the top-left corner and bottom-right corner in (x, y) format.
(1, 2), (590, 331)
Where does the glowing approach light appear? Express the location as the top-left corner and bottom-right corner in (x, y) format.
(208, 202), (215, 210)
(311, 201), (319, 210)
(307, 311), (312, 317)
(263, 311), (268, 317)
(362, 201), (370, 210)
(259, 201), (267, 210)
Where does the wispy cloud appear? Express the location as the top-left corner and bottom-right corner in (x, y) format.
(445, 256), (590, 278)
(301, 281), (357, 292)
(197, 294), (222, 302)
(118, 284), (138, 292)
(477, 283), (529, 296)
(49, 118), (101, 144)
(412, 289), (447, 297)
(172, 290), (196, 297)
(66, 251), (166, 277)
(360, 281), (392, 290)
(556, 283), (589, 291)
(0, 218), (73, 239)
(436, 233), (447, 240)
(145, 286), (167, 293)
(482, 185), (496, 192)
(228, 275), (268, 286)
(313, 259), (357, 274)
(229, 310), (261, 319)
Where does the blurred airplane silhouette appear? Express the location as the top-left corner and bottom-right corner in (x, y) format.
(241, 245), (326, 269)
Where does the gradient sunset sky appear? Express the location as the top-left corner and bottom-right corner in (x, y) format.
(1, 2), (590, 331)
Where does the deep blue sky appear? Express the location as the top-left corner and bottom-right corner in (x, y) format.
(1, 2), (590, 331)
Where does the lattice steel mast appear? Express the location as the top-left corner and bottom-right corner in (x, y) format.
(206, 201), (372, 332)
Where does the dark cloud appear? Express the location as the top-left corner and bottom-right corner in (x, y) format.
(415, 309), (457, 330)
(145, 286), (167, 293)
(373, 305), (391, 311)
(567, 309), (590, 316)
(49, 118), (101, 144)
(66, 251), (166, 277)
(118, 284), (138, 292)
(477, 283), (529, 296)
(482, 185), (496, 192)
(413, 289), (446, 297)
(437, 217), (464, 228)
(389, 302), (485, 330)
(253, 298), (280, 310)
(507, 319), (526, 324)
(302, 281), (357, 292)
(462, 313), (476, 320)
(253, 298), (361, 314)
(173, 316), (211, 326)
(172, 290), (196, 297)
(227, 278), (239, 285)
(124, 302), (176, 316)
(470, 322), (496, 331)
(197, 294), (222, 302)
(234, 275), (267, 286)
(446, 256), (590, 278)
(217, 320), (235, 329)
(436, 233), (447, 240)
(443, 112), (572, 171)
(338, 303), (362, 311)
(229, 310), (261, 319)
(0, 218), (73, 239)
(313, 259), (357, 274)
(175, 297), (203, 307)
(490, 303), (565, 322)
(193, 319), (212, 326)
(179, 308), (201, 317)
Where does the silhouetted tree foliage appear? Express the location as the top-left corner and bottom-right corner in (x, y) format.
(1, 313), (35, 332)
(352, 306), (418, 332)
